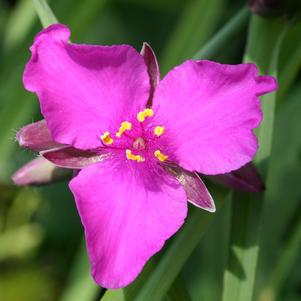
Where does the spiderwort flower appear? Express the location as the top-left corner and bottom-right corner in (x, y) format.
(15, 24), (277, 288)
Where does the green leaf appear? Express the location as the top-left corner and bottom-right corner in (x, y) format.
(0, 223), (42, 260)
(160, 0), (224, 74)
(32, 0), (59, 28)
(256, 84), (301, 300)
(62, 0), (107, 40)
(101, 260), (155, 301)
(221, 16), (291, 301)
(165, 275), (192, 301)
(3, 0), (36, 51)
(258, 213), (301, 301)
(133, 201), (224, 301)
(0, 1), (58, 180)
(60, 240), (100, 301)
(278, 21), (301, 101)
(193, 7), (249, 60)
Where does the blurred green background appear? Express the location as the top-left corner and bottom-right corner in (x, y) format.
(0, 0), (301, 300)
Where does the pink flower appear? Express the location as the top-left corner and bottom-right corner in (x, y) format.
(16, 24), (277, 288)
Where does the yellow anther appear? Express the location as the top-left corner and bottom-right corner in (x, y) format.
(154, 150), (168, 162)
(100, 131), (114, 145)
(126, 149), (145, 162)
(154, 126), (165, 136)
(116, 121), (132, 138)
(137, 108), (154, 122)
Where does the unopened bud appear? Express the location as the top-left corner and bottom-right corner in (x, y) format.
(248, 0), (301, 18)
(12, 156), (72, 186)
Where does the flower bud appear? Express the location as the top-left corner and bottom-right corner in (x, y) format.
(12, 157), (72, 186)
(248, 0), (301, 18)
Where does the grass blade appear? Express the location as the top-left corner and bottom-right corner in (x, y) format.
(133, 200), (225, 301)
(3, 0), (36, 51)
(166, 275), (192, 301)
(32, 0), (58, 28)
(160, 0), (224, 74)
(193, 7), (249, 60)
(60, 240), (100, 301)
(101, 261), (155, 301)
(258, 215), (301, 301)
(278, 21), (301, 100)
(221, 16), (291, 301)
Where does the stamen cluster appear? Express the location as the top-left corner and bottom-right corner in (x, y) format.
(100, 108), (168, 163)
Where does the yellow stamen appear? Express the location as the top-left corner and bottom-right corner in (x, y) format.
(100, 131), (114, 145)
(154, 150), (168, 162)
(154, 126), (165, 136)
(137, 108), (154, 122)
(116, 121), (132, 138)
(126, 149), (145, 162)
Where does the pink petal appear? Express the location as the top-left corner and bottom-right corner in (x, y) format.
(153, 60), (277, 175)
(17, 120), (63, 152)
(69, 160), (187, 288)
(12, 156), (71, 186)
(41, 146), (107, 169)
(166, 166), (215, 212)
(208, 162), (265, 192)
(23, 24), (150, 150)
(140, 42), (160, 107)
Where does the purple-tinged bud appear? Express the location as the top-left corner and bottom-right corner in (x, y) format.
(207, 163), (265, 193)
(16, 120), (63, 152)
(248, 0), (301, 18)
(12, 156), (72, 186)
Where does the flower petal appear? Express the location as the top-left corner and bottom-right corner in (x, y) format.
(165, 165), (215, 212)
(12, 156), (71, 186)
(153, 60), (277, 175)
(41, 146), (107, 169)
(17, 120), (63, 152)
(208, 162), (265, 192)
(23, 24), (150, 150)
(69, 160), (187, 288)
(140, 42), (160, 107)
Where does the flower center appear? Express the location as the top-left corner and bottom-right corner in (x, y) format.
(133, 137), (146, 150)
(100, 108), (168, 163)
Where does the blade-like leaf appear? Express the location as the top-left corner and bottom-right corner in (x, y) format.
(32, 0), (58, 28)
(101, 261), (155, 301)
(60, 240), (101, 301)
(221, 16), (291, 301)
(193, 7), (249, 60)
(165, 275), (192, 301)
(133, 201), (224, 301)
(160, 0), (224, 74)
(3, 0), (36, 51)
(258, 213), (301, 301)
